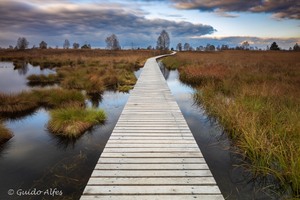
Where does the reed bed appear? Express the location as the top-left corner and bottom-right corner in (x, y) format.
(163, 50), (300, 197)
(48, 106), (106, 138)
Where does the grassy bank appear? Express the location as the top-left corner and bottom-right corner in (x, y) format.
(163, 51), (300, 197)
(48, 106), (106, 138)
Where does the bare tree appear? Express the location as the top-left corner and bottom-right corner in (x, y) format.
(73, 43), (80, 49)
(63, 39), (70, 49)
(183, 43), (190, 51)
(39, 41), (47, 49)
(105, 34), (121, 50)
(16, 37), (29, 50)
(156, 30), (170, 50)
(176, 43), (182, 51)
(241, 41), (250, 50)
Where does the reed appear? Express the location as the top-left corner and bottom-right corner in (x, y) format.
(164, 51), (300, 197)
(47, 106), (106, 138)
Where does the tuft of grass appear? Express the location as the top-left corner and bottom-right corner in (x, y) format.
(164, 51), (300, 198)
(47, 106), (106, 138)
(0, 92), (39, 117)
(32, 89), (85, 108)
(0, 122), (13, 144)
(0, 89), (85, 118)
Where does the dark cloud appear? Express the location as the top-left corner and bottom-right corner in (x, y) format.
(171, 0), (300, 19)
(0, 0), (215, 48)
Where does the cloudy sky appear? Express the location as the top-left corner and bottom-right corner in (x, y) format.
(0, 0), (299, 49)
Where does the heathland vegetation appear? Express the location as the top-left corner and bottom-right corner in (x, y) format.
(0, 49), (161, 139)
(162, 51), (300, 197)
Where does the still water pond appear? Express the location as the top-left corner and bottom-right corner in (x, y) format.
(0, 61), (276, 199)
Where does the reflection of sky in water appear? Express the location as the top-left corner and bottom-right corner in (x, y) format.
(0, 62), (55, 93)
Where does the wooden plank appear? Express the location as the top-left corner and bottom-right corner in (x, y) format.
(86, 177), (216, 185)
(81, 195), (224, 200)
(105, 143), (199, 148)
(100, 152), (203, 158)
(95, 163), (209, 170)
(102, 148), (200, 153)
(90, 170), (212, 177)
(98, 158), (207, 164)
(82, 185), (221, 194)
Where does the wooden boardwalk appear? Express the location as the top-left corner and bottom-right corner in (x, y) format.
(81, 54), (224, 200)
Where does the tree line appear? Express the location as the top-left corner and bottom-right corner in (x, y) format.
(6, 30), (300, 52)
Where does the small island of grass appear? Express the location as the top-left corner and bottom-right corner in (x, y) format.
(47, 107), (106, 138)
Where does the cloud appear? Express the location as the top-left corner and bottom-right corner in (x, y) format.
(0, 0), (215, 47)
(189, 36), (300, 49)
(171, 0), (300, 20)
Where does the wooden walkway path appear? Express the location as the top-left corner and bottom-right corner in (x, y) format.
(81, 54), (224, 200)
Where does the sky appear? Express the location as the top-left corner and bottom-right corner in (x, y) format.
(0, 0), (299, 49)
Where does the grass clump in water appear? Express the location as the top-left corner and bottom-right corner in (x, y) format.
(0, 122), (13, 144)
(48, 106), (106, 138)
(32, 89), (85, 108)
(0, 92), (39, 117)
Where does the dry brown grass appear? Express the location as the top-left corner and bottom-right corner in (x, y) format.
(163, 50), (300, 197)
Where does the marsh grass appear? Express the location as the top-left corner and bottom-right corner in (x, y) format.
(0, 89), (85, 119)
(0, 122), (13, 144)
(32, 89), (85, 108)
(0, 92), (39, 117)
(0, 49), (162, 93)
(164, 51), (300, 197)
(48, 106), (106, 138)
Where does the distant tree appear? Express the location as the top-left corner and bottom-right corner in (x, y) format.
(63, 39), (70, 49)
(39, 41), (47, 49)
(270, 42), (280, 50)
(81, 44), (91, 49)
(147, 45), (152, 50)
(73, 43), (80, 49)
(221, 44), (229, 50)
(205, 44), (215, 51)
(8, 45), (14, 49)
(105, 34), (121, 50)
(293, 43), (300, 51)
(176, 43), (182, 51)
(241, 41), (250, 50)
(156, 30), (170, 50)
(16, 37), (29, 50)
(183, 43), (190, 51)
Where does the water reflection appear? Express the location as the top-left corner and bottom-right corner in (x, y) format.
(0, 90), (130, 199)
(0, 62), (55, 93)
